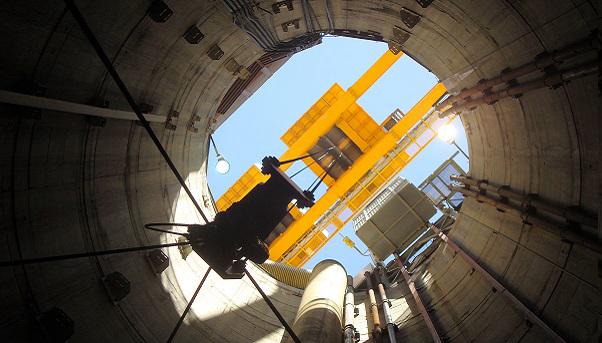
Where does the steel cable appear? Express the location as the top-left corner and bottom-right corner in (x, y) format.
(63, 0), (210, 224)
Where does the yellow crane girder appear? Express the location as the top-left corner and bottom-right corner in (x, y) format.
(281, 110), (455, 267)
(269, 83), (447, 262)
(215, 48), (450, 267)
(216, 50), (401, 212)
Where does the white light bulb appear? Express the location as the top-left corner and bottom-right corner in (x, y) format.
(215, 154), (230, 174)
(437, 124), (457, 144)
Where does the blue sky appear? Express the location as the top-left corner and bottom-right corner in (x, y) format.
(207, 37), (468, 276)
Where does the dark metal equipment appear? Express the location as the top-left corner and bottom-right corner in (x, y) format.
(38, 307), (75, 343)
(188, 156), (314, 279)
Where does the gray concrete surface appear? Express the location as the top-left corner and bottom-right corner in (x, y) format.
(0, 0), (599, 342)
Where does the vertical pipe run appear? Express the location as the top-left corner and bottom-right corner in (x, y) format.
(288, 260), (347, 343)
(394, 253), (442, 343)
(365, 271), (382, 342)
(428, 227), (567, 342)
(375, 270), (397, 343)
(343, 275), (356, 343)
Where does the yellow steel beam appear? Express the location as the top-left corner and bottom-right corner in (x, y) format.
(282, 110), (456, 266)
(290, 115), (456, 267)
(277, 50), (402, 168)
(218, 50), (401, 211)
(269, 82), (447, 261)
(347, 51), (404, 99)
(336, 121), (370, 152)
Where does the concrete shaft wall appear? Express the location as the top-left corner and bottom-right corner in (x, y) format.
(0, 1), (300, 342)
(0, 0), (599, 342)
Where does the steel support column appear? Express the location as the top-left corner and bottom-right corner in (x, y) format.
(428, 226), (567, 343)
(364, 271), (382, 341)
(375, 270), (397, 343)
(394, 253), (442, 343)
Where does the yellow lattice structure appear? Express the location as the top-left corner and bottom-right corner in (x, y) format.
(216, 48), (450, 267)
(281, 110), (455, 267)
(281, 83), (387, 187)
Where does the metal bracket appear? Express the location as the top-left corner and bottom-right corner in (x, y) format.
(272, 0), (293, 13)
(224, 57), (240, 73)
(379, 299), (393, 308)
(178, 236), (193, 259)
(389, 26), (411, 54)
(224, 57), (246, 78)
(148, 0), (173, 23)
(392, 26), (411, 45)
(388, 41), (403, 55)
(202, 194), (211, 208)
(207, 44), (224, 60)
(521, 193), (537, 216)
(400, 7), (421, 29)
(187, 114), (201, 133)
(183, 25), (205, 44)
(416, 0), (434, 8)
(165, 110), (179, 131)
(543, 65), (563, 89)
(101, 272), (131, 304)
(281, 19), (301, 32)
(146, 249), (170, 274)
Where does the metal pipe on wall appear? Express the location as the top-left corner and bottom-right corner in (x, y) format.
(375, 270), (397, 343)
(343, 275), (357, 343)
(394, 253), (443, 343)
(451, 175), (597, 227)
(436, 36), (595, 111)
(0, 89), (167, 123)
(286, 259), (347, 343)
(439, 61), (598, 118)
(364, 271), (382, 342)
(452, 186), (602, 254)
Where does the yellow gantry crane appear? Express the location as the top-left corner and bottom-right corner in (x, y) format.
(216, 49), (453, 267)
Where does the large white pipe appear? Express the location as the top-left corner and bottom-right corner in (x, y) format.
(285, 259), (347, 343)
